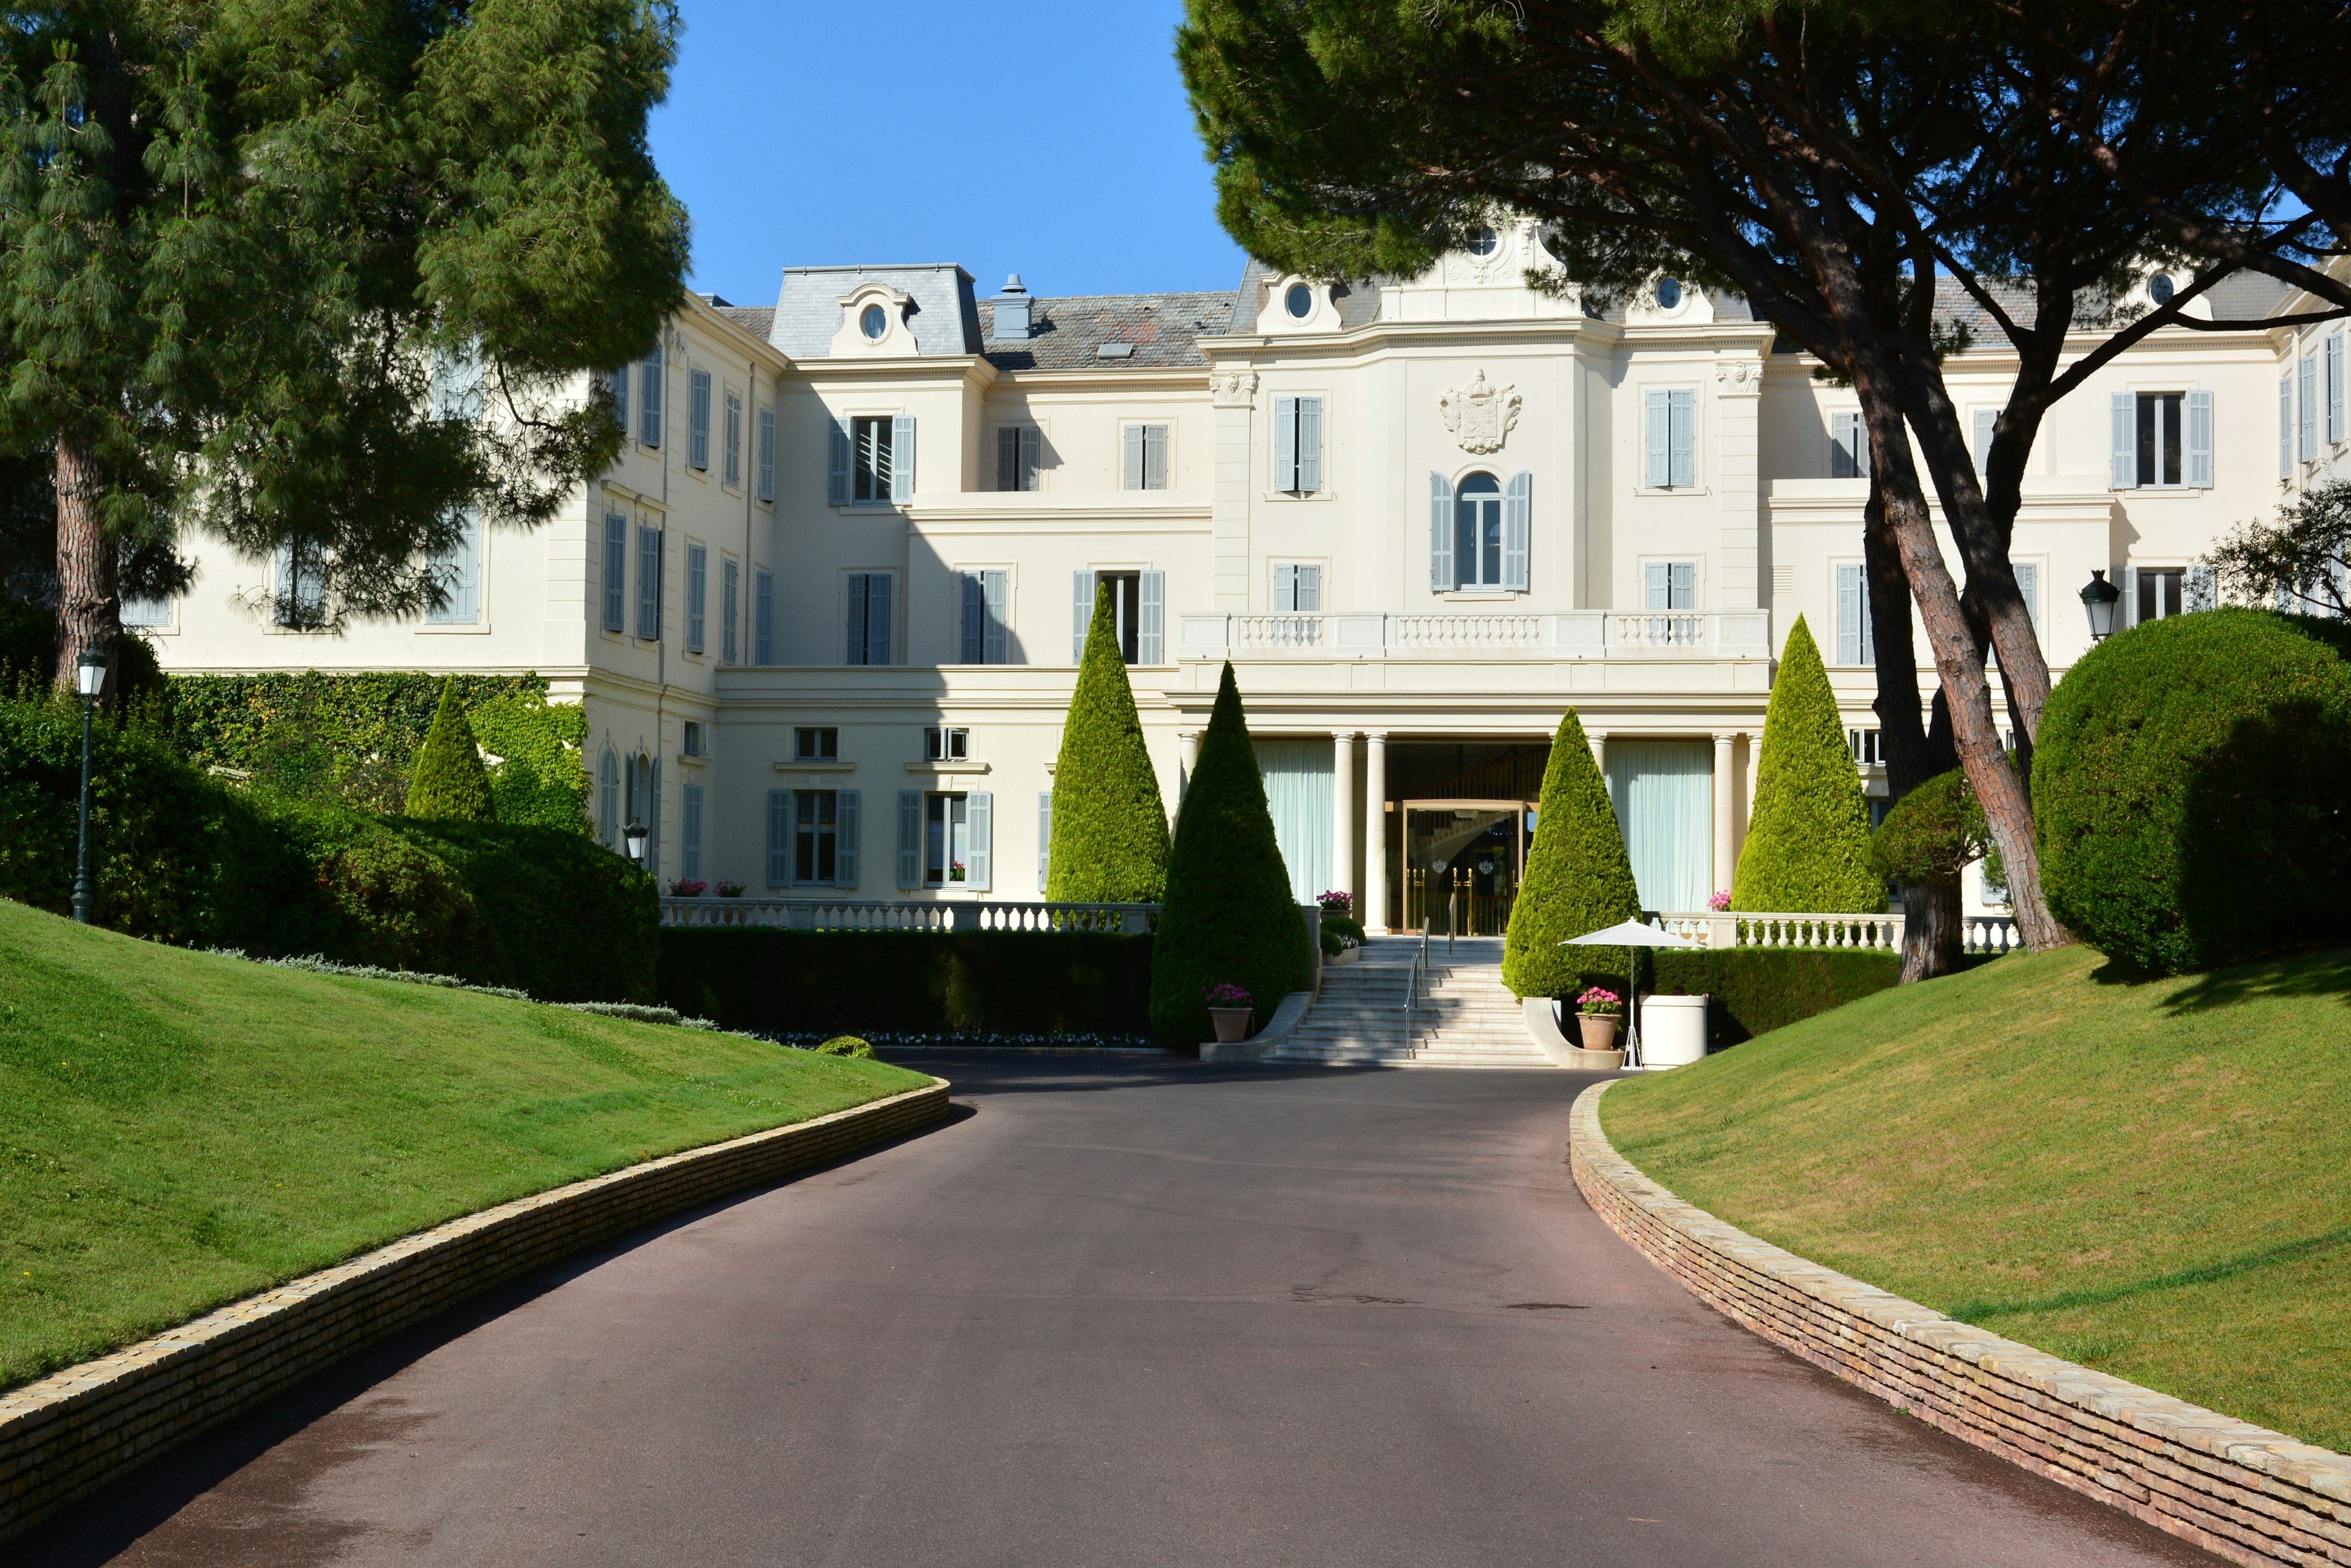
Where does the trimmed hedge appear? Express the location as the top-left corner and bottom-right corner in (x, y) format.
(658, 928), (1153, 1036)
(1503, 708), (1643, 1000)
(2036, 607), (2351, 973)
(1046, 583), (1169, 901)
(405, 678), (497, 821)
(1733, 615), (1883, 912)
(1649, 949), (1906, 1051)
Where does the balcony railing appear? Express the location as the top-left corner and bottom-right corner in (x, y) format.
(661, 898), (1158, 934)
(1185, 610), (1771, 659)
(1648, 910), (2020, 955)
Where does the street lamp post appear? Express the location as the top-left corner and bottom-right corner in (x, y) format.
(624, 818), (648, 871)
(2080, 568), (2122, 642)
(71, 647), (108, 924)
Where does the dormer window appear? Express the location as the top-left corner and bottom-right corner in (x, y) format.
(2148, 272), (2176, 306)
(1285, 282), (1313, 319)
(1657, 277), (1683, 310)
(1467, 227), (1499, 257)
(860, 304), (887, 340)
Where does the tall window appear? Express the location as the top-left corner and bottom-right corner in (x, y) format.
(638, 342), (662, 448)
(1834, 562), (1874, 666)
(2117, 389), (2211, 488)
(1646, 560), (1698, 610)
(2329, 333), (2347, 445)
(846, 572), (891, 665)
(1271, 397), (1322, 494)
(722, 558), (740, 664)
(427, 507), (482, 624)
(722, 388), (742, 486)
(757, 407), (776, 501)
(636, 523), (663, 640)
(926, 793), (970, 885)
(1454, 474), (1504, 588)
(829, 415), (913, 504)
(790, 790), (857, 885)
(1829, 411), (1869, 479)
(607, 366), (628, 433)
(602, 511), (627, 632)
(961, 569), (1008, 664)
(599, 748), (620, 848)
(1073, 570), (1162, 664)
(1273, 563), (1321, 612)
(688, 369), (711, 470)
(680, 783), (703, 881)
(997, 425), (1041, 491)
(1644, 389), (1697, 489)
(754, 569), (774, 663)
(854, 416), (893, 501)
(685, 542), (707, 653)
(272, 542), (326, 628)
(2301, 355), (2320, 464)
(1123, 424), (1169, 490)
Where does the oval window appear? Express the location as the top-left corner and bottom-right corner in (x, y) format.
(860, 303), (888, 340)
(1285, 282), (1314, 319)
(2148, 271), (2176, 305)
(1656, 277), (1683, 310)
(1468, 227), (1499, 257)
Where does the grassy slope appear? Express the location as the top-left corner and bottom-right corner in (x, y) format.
(0, 899), (931, 1391)
(1602, 945), (2351, 1452)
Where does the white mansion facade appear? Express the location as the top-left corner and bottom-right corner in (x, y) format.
(140, 225), (2315, 932)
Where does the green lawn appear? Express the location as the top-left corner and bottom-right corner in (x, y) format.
(1602, 943), (2351, 1453)
(0, 898), (931, 1392)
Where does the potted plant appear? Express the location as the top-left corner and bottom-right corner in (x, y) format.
(1205, 981), (1254, 1043)
(714, 880), (746, 898)
(667, 878), (707, 898)
(1316, 890), (1354, 919)
(1575, 986), (1622, 1054)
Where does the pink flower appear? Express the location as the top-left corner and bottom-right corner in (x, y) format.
(1708, 889), (1733, 911)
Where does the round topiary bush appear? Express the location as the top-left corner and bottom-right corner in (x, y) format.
(2036, 608), (2351, 973)
(814, 1035), (875, 1059)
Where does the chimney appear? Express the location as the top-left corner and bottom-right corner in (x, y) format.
(992, 273), (1030, 342)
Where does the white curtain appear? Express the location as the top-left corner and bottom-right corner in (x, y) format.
(1607, 740), (1712, 912)
(1253, 740), (1331, 904)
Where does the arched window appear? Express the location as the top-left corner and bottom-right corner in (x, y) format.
(598, 748), (620, 848)
(1454, 473), (1504, 588)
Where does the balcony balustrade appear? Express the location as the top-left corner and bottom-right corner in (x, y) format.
(1182, 610), (1772, 659)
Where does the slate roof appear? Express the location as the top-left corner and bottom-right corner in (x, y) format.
(768, 264), (983, 358)
(711, 302), (774, 341)
(978, 291), (1237, 371)
(1229, 258), (1387, 332)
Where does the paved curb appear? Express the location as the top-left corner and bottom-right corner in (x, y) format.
(1568, 1081), (2351, 1568)
(0, 1078), (951, 1543)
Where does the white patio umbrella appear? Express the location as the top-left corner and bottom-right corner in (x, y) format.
(1562, 919), (1703, 1067)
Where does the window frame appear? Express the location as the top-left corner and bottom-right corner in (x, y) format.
(688, 367), (712, 471)
(1269, 394), (1327, 497)
(635, 520), (664, 641)
(722, 386), (742, 487)
(924, 726), (971, 763)
(924, 791), (972, 886)
(851, 415), (894, 505)
(1122, 422), (1171, 491)
(844, 570), (894, 666)
(995, 423), (1042, 492)
(793, 727), (839, 762)
(1640, 386), (1700, 492)
(684, 540), (708, 655)
(756, 405), (776, 502)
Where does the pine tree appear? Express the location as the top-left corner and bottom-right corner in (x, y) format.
(1047, 587), (1169, 901)
(1149, 662), (1311, 1046)
(1502, 708), (1644, 1000)
(406, 679), (497, 822)
(1733, 615), (1884, 912)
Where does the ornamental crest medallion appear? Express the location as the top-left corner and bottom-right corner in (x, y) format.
(1439, 370), (1522, 454)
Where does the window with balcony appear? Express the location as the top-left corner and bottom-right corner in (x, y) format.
(827, 415), (915, 505)
(1829, 411), (1869, 479)
(896, 789), (994, 890)
(1455, 474), (1504, 588)
(1273, 563), (1321, 612)
(996, 425), (1041, 491)
(960, 570), (1008, 664)
(846, 572), (892, 665)
(1073, 569), (1163, 664)
(770, 788), (858, 887)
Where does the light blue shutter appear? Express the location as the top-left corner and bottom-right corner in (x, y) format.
(1502, 471), (1531, 591)
(1072, 571), (1095, 662)
(758, 407), (776, 500)
(898, 791), (922, 888)
(1644, 561), (1670, 609)
(2187, 563), (2217, 612)
(966, 792), (992, 891)
(1644, 391), (1671, 487)
(2186, 391), (2214, 488)
(2113, 391), (2138, 488)
(1037, 792), (1052, 893)
(609, 367), (628, 432)
(637, 525), (662, 639)
(867, 574), (893, 664)
(603, 512), (626, 631)
(2302, 357), (2320, 462)
(835, 792), (860, 888)
(2124, 566), (2139, 628)
(1123, 424), (1145, 490)
(2330, 334), (2346, 443)
(890, 415), (916, 501)
(722, 558), (739, 662)
(754, 571), (774, 663)
(767, 790), (790, 886)
(1830, 412), (1865, 479)
(983, 571), (1008, 664)
(1138, 571), (1163, 664)
(828, 419), (850, 505)
(1835, 563), (1865, 665)
(1668, 389), (1696, 489)
(1019, 426), (1040, 491)
(1973, 409), (1997, 479)
(961, 572), (984, 663)
(847, 574), (868, 664)
(686, 542), (707, 652)
(2281, 378), (2295, 480)
(723, 389), (741, 485)
(1273, 396), (1297, 492)
(1297, 397), (1322, 493)
(689, 369), (711, 470)
(1144, 424), (1168, 490)
(2014, 561), (2040, 642)
(1428, 472), (1454, 590)
(1275, 562), (1298, 611)
(640, 344), (662, 447)
(1295, 564), (1320, 612)
(1670, 561), (1695, 609)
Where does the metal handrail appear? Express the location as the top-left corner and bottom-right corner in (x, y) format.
(1403, 917), (1431, 1051)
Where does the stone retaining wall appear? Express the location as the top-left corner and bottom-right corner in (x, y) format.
(0, 1078), (951, 1542)
(1569, 1081), (2351, 1567)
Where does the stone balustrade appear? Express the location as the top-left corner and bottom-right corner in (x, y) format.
(661, 898), (1159, 934)
(1182, 610), (1774, 659)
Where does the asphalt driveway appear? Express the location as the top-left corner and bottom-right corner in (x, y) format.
(18, 1055), (2216, 1567)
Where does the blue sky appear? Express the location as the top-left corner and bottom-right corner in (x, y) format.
(648, 1), (1247, 307)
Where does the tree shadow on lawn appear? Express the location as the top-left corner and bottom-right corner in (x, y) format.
(2085, 947), (2351, 1016)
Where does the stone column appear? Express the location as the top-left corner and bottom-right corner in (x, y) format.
(1586, 727), (1608, 775)
(1363, 732), (1389, 933)
(1179, 730), (1199, 800)
(1712, 732), (1738, 897)
(1332, 730), (1357, 911)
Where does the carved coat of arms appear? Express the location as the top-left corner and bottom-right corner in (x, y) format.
(1439, 370), (1522, 454)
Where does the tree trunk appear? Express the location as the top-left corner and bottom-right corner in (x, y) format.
(53, 432), (119, 705)
(1899, 877), (1963, 983)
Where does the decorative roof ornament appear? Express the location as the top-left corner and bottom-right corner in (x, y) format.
(1439, 370), (1523, 454)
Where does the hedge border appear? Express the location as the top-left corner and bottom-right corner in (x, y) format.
(0, 1078), (950, 1543)
(1569, 1082), (2351, 1567)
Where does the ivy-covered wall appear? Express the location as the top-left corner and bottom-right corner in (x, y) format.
(163, 672), (591, 830)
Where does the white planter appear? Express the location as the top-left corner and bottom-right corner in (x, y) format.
(1638, 994), (1709, 1068)
(1328, 945), (1362, 966)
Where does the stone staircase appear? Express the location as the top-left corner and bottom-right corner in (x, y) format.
(1269, 936), (1560, 1068)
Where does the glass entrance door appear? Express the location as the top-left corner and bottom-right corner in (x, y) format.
(1401, 800), (1526, 936)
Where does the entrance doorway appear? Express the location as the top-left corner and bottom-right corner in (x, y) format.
(1401, 800), (1527, 936)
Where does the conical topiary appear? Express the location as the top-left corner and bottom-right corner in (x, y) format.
(1149, 662), (1312, 1046)
(1502, 708), (1644, 1000)
(1047, 585), (1169, 900)
(1732, 615), (1883, 912)
(405, 677), (497, 822)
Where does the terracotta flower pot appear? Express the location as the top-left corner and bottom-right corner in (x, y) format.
(1209, 1007), (1254, 1043)
(1578, 1013), (1620, 1054)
